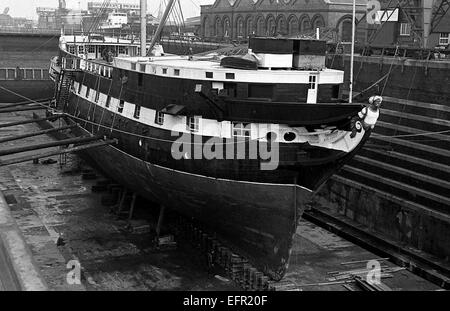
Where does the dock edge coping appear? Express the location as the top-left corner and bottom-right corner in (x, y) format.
(0, 190), (48, 291)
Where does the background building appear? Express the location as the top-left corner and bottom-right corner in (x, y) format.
(200, 0), (367, 42)
(0, 7), (34, 28)
(367, 0), (450, 48)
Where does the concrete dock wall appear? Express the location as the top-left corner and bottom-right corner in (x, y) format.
(0, 35), (59, 103)
(319, 54), (450, 263)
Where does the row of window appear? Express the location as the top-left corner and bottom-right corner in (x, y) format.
(439, 33), (450, 45)
(68, 45), (129, 55)
(400, 24), (449, 46)
(76, 82), (252, 137)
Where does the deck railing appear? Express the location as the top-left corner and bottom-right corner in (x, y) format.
(0, 68), (50, 81)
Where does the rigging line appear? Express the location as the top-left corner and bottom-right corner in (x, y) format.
(373, 129), (450, 138)
(0, 85), (56, 111)
(109, 82), (124, 134)
(349, 73), (390, 100)
(29, 35), (60, 53)
(98, 78), (113, 132)
(74, 71), (86, 114)
(65, 112), (273, 146)
(389, 64), (418, 144)
(91, 75), (101, 132)
(381, 45), (399, 96)
(85, 74), (100, 127)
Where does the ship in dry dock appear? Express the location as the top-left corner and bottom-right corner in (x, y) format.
(48, 0), (380, 281)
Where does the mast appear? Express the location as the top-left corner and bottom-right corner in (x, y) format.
(349, 0), (356, 104)
(140, 0), (147, 56)
(147, 0), (177, 55)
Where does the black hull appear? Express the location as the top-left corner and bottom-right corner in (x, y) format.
(52, 53), (375, 279)
(71, 123), (311, 280)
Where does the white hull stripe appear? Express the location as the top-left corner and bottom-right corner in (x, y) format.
(71, 82), (364, 152)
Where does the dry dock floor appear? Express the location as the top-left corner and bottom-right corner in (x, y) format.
(0, 110), (440, 291)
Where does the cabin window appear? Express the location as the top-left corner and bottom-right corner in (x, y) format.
(400, 23), (411, 36)
(439, 33), (450, 45)
(88, 45), (95, 53)
(118, 46), (127, 54)
(174, 69), (180, 76)
(205, 72), (213, 79)
(186, 116), (200, 133)
(155, 111), (164, 125)
(138, 73), (143, 86)
(162, 68), (168, 74)
(105, 96), (111, 108)
(85, 87), (90, 98)
(248, 84), (273, 99)
(131, 63), (137, 70)
(309, 75), (317, 90)
(226, 73), (235, 80)
(78, 46), (84, 54)
(140, 64), (146, 72)
(68, 45), (76, 54)
(118, 100), (124, 113)
(232, 122), (251, 138)
(133, 105), (141, 119)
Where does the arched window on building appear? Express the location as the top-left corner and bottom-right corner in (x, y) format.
(266, 15), (276, 36)
(340, 19), (353, 42)
(256, 16), (264, 36)
(203, 16), (211, 38)
(223, 16), (231, 38)
(276, 15), (287, 36)
(300, 15), (311, 33)
(236, 16), (245, 38)
(214, 17), (222, 37)
(246, 16), (254, 37)
(312, 15), (325, 31)
(287, 15), (298, 36)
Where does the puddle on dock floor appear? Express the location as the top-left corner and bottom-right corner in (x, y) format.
(0, 111), (440, 291)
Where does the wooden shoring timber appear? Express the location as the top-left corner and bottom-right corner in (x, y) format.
(0, 135), (103, 157)
(0, 106), (49, 113)
(0, 115), (63, 129)
(0, 139), (116, 167)
(0, 100), (51, 110)
(0, 125), (77, 144)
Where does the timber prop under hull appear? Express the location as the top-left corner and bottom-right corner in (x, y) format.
(63, 113), (373, 280)
(69, 119), (312, 280)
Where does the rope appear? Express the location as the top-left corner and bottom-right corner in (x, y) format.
(1, 85), (447, 143)
(374, 129), (450, 138)
(98, 79), (113, 132)
(381, 45), (399, 96)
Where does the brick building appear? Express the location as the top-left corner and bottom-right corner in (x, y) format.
(200, 0), (367, 42)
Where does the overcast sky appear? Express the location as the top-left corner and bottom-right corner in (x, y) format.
(1, 0), (215, 19)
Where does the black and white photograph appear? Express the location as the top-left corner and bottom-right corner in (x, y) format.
(0, 0), (448, 301)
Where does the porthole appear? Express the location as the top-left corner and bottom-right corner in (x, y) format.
(283, 132), (296, 142)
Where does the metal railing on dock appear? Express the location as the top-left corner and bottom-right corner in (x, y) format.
(0, 68), (50, 81)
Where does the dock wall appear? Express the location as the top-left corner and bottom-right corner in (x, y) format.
(318, 55), (450, 264)
(0, 35), (59, 103)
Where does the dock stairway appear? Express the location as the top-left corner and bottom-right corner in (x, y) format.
(336, 95), (450, 215)
(55, 69), (76, 110)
